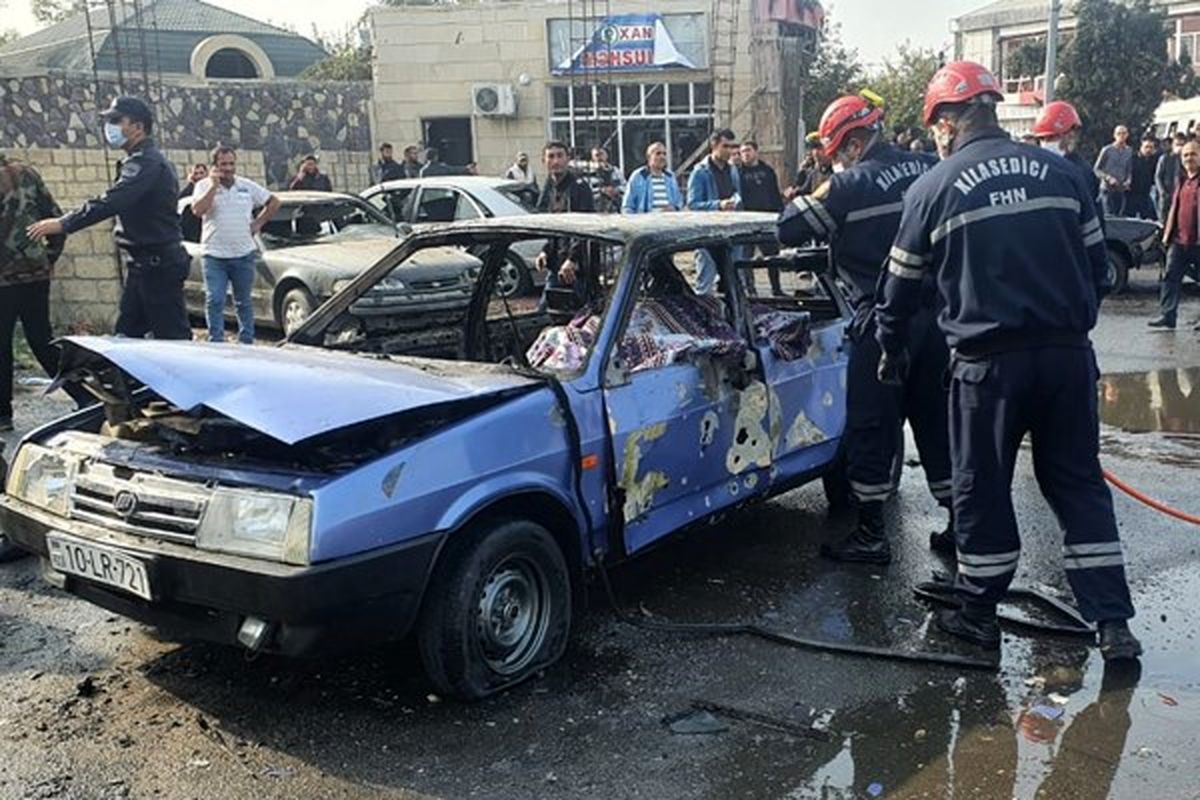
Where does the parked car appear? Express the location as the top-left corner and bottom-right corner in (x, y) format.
(0, 213), (850, 699)
(179, 191), (481, 335)
(361, 176), (545, 298)
(1104, 215), (1168, 294)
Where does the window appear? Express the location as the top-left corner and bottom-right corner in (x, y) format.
(547, 81), (714, 175)
(415, 188), (479, 223)
(367, 188), (414, 223)
(205, 48), (259, 79)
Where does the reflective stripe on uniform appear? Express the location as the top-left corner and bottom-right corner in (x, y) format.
(850, 479), (894, 501)
(927, 478), (953, 500)
(1064, 554), (1126, 570)
(957, 549), (1021, 567)
(845, 201), (905, 224)
(958, 562), (1020, 579)
(1081, 217), (1101, 236)
(929, 196), (1082, 245)
(1082, 229), (1104, 247)
(1063, 542), (1125, 570)
(888, 260), (925, 280)
(791, 196), (836, 237)
(889, 245), (929, 267)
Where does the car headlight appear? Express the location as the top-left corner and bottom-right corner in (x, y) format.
(196, 489), (312, 565)
(7, 445), (74, 516)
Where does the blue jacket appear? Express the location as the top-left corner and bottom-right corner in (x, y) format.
(622, 166), (684, 213)
(687, 156), (741, 211)
(778, 141), (935, 306)
(876, 127), (1109, 358)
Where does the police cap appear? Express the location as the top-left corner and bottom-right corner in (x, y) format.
(101, 96), (154, 133)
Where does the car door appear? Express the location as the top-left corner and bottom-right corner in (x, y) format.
(603, 246), (771, 555)
(738, 251), (849, 483)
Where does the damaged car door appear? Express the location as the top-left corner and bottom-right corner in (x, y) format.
(605, 247), (771, 554)
(738, 250), (849, 483)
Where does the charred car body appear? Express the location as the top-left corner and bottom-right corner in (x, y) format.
(0, 214), (850, 699)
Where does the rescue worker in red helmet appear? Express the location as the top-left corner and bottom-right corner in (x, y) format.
(875, 61), (1141, 661)
(778, 93), (954, 564)
(1032, 100), (1100, 202)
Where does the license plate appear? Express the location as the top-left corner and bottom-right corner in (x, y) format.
(46, 533), (152, 601)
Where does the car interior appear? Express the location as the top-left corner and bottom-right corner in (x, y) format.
(307, 232), (840, 382)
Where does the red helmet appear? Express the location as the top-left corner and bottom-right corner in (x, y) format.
(818, 95), (884, 158)
(922, 61), (1005, 127)
(1032, 100), (1082, 138)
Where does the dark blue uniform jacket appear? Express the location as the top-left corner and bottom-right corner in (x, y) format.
(876, 127), (1109, 358)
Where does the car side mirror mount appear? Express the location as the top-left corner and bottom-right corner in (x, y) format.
(396, 222), (414, 238)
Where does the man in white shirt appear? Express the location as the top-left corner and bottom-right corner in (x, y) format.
(190, 145), (279, 343)
(504, 152), (535, 187)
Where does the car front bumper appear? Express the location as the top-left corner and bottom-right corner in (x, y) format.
(0, 495), (444, 656)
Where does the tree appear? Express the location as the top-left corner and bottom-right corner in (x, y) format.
(1006, 38), (1047, 81)
(30, 0), (74, 25)
(1059, 0), (1176, 156)
(869, 44), (944, 136)
(0, 29), (18, 47)
(299, 41), (372, 81)
(802, 18), (865, 129)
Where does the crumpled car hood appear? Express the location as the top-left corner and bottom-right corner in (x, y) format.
(58, 337), (541, 445)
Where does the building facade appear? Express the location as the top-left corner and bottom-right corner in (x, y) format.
(370, 0), (822, 178)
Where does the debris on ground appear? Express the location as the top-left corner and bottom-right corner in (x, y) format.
(663, 709), (728, 735)
(76, 676), (100, 698)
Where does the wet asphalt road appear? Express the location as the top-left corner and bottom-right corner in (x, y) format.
(1, 276), (1198, 799)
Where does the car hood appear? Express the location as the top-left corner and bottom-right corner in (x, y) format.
(270, 239), (479, 281)
(58, 337), (541, 445)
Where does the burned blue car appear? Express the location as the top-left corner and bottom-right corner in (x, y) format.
(0, 214), (849, 699)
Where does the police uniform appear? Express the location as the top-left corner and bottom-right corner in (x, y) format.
(59, 98), (191, 340)
(876, 125), (1135, 625)
(779, 142), (953, 536)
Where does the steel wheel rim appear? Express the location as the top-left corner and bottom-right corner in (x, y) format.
(496, 260), (522, 297)
(475, 555), (550, 676)
(284, 299), (309, 333)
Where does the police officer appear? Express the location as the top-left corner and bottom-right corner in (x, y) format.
(778, 94), (954, 564)
(875, 61), (1141, 661)
(27, 96), (191, 340)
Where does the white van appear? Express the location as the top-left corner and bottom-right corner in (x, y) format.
(1153, 97), (1200, 138)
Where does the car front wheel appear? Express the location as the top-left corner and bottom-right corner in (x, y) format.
(496, 253), (534, 298)
(278, 287), (316, 336)
(1106, 246), (1131, 295)
(418, 518), (571, 700)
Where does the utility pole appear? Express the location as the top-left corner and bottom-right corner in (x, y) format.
(1044, 0), (1061, 103)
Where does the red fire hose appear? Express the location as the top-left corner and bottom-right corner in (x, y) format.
(1103, 469), (1200, 526)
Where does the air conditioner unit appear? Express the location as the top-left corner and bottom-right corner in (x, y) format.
(472, 83), (517, 117)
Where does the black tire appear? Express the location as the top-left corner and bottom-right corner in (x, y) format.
(417, 518), (572, 701)
(277, 286), (316, 336)
(497, 252), (535, 298)
(0, 533), (27, 563)
(1106, 247), (1130, 295)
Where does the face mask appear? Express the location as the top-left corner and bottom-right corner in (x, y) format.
(1040, 139), (1064, 153)
(831, 162), (845, 174)
(104, 122), (127, 148)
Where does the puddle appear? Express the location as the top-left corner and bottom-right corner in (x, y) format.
(1099, 367), (1200, 435)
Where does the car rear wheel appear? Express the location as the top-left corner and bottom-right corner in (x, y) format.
(497, 252), (534, 298)
(278, 287), (316, 336)
(418, 518), (571, 700)
(1106, 246), (1131, 295)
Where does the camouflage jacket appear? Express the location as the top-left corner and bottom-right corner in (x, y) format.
(0, 154), (65, 286)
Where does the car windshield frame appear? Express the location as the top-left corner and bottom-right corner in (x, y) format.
(259, 197), (398, 250)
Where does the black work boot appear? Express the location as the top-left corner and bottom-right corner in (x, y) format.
(821, 502), (891, 564)
(936, 602), (1001, 649)
(929, 509), (956, 557)
(1098, 620), (1143, 662)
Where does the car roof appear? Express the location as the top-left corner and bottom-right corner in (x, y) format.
(364, 176), (529, 193)
(406, 212), (779, 245)
(275, 190), (366, 204)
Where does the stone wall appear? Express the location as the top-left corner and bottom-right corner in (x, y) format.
(0, 72), (374, 331)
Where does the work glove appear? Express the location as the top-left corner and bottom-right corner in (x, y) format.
(877, 349), (909, 386)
